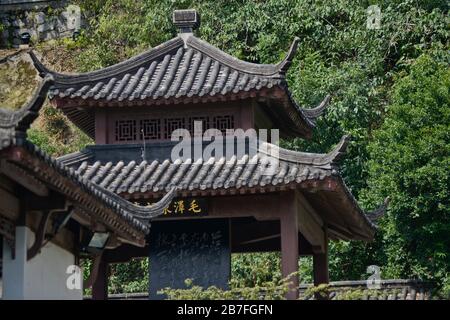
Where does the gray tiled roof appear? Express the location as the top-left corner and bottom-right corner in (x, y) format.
(299, 279), (433, 300)
(18, 139), (175, 233)
(32, 36), (298, 101)
(30, 36), (330, 138)
(0, 76), (175, 235)
(58, 136), (387, 241)
(59, 136), (350, 195)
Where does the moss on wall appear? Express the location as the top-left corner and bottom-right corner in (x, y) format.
(0, 52), (38, 109)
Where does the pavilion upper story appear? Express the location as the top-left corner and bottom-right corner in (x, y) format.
(30, 9), (329, 143)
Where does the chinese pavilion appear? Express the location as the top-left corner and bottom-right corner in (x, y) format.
(30, 9), (387, 300)
(0, 68), (174, 299)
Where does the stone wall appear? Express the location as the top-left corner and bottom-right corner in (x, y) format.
(0, 1), (82, 47)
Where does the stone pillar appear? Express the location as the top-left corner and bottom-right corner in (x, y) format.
(2, 226), (28, 299)
(2, 226), (83, 300)
(280, 191), (299, 300)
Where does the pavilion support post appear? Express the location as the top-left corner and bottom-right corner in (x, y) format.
(313, 228), (329, 300)
(92, 257), (109, 300)
(280, 191), (299, 300)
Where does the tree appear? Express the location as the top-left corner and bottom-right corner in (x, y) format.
(360, 54), (449, 288)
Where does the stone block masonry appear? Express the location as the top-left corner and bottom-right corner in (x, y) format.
(0, 1), (83, 47)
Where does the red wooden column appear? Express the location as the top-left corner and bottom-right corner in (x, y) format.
(313, 228), (329, 299)
(280, 191), (299, 300)
(95, 109), (108, 144)
(92, 258), (109, 300)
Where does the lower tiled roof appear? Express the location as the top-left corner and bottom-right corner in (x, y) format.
(58, 137), (388, 241)
(299, 279), (434, 300)
(59, 137), (349, 196)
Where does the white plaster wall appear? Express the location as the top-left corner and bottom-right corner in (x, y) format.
(2, 227), (83, 300)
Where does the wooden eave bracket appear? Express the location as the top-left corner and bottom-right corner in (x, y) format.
(27, 210), (51, 261)
(26, 207), (74, 261)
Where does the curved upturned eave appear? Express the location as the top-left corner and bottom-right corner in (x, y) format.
(332, 174), (387, 240)
(0, 75), (53, 128)
(299, 94), (331, 123)
(258, 135), (349, 168)
(186, 36), (299, 77)
(30, 37), (185, 85)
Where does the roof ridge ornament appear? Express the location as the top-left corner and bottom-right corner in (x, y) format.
(173, 9), (200, 34)
(301, 94), (331, 121)
(366, 197), (390, 222)
(173, 9), (200, 47)
(277, 37), (300, 74)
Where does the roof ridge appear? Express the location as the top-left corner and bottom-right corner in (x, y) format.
(30, 37), (185, 84)
(275, 37), (300, 74)
(0, 75), (53, 128)
(57, 148), (95, 166)
(186, 35), (298, 77)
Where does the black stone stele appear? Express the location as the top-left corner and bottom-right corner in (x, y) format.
(149, 219), (230, 300)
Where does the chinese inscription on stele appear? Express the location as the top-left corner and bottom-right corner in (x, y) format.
(149, 219), (230, 300)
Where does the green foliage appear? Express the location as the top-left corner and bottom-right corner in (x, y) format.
(303, 284), (330, 300)
(159, 273), (295, 300)
(360, 54), (450, 284)
(440, 275), (450, 299)
(231, 253), (282, 288)
(27, 104), (92, 157)
(109, 258), (150, 294)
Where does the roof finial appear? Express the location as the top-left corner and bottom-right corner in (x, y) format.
(173, 9), (200, 34)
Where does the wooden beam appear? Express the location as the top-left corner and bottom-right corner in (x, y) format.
(25, 191), (67, 211)
(297, 194), (325, 253)
(280, 190), (299, 300)
(104, 244), (148, 263)
(0, 160), (49, 197)
(240, 234), (280, 245)
(0, 186), (20, 221)
(211, 194), (282, 220)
